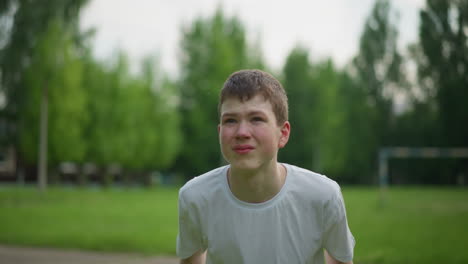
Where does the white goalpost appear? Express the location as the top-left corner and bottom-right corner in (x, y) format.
(378, 147), (468, 187)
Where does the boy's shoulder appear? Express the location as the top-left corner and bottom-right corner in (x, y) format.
(285, 163), (341, 200)
(178, 165), (228, 202)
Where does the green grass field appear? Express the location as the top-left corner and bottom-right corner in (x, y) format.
(0, 185), (467, 263)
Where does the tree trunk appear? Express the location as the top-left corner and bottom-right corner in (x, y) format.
(38, 81), (48, 191)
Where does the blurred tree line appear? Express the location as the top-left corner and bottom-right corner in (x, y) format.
(0, 0), (466, 187)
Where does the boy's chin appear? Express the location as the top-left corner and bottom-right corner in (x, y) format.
(228, 160), (262, 171)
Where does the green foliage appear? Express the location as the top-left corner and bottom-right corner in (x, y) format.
(80, 54), (113, 165)
(352, 0), (406, 142)
(3, 0), (182, 179)
(281, 49), (347, 176)
(19, 20), (88, 165)
(353, 0), (406, 104)
(335, 72), (376, 182)
(83, 53), (181, 171)
(311, 60), (348, 176)
(282, 1), (407, 183)
(281, 48), (374, 183)
(178, 9), (264, 177)
(280, 47), (317, 170)
(383, 0), (468, 184)
(418, 0), (468, 146)
(0, 0), (89, 144)
(346, 0), (409, 182)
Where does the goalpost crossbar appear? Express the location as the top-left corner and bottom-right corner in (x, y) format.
(378, 147), (468, 187)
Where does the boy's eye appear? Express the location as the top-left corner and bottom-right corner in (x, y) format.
(223, 118), (236, 124)
(252, 116), (264, 122)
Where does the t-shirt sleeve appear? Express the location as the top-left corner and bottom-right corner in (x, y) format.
(322, 184), (355, 262)
(176, 189), (205, 259)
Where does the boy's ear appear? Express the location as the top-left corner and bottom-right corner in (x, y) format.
(278, 121), (290, 148)
(217, 124), (221, 134)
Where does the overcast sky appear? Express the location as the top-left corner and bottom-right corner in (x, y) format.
(79, 0), (425, 76)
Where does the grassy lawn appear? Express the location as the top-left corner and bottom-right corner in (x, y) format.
(0, 186), (179, 255)
(345, 187), (468, 264)
(1, 185), (468, 263)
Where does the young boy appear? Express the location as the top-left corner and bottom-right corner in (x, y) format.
(177, 69), (355, 264)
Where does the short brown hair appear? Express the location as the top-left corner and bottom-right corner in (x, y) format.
(218, 69), (288, 125)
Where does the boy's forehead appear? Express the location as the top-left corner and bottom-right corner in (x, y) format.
(220, 94), (272, 114)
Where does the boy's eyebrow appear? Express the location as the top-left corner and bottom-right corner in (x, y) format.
(221, 110), (267, 117)
(248, 110), (267, 116)
(220, 112), (237, 118)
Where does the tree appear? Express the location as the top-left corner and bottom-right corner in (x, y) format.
(177, 9), (264, 178)
(281, 46), (373, 183)
(280, 47), (317, 170)
(398, 0), (468, 184)
(1, 0), (89, 189)
(418, 0), (468, 146)
(335, 71), (376, 183)
(352, 0), (406, 144)
(18, 20), (88, 175)
(312, 60), (348, 179)
(350, 0), (407, 183)
(115, 56), (181, 172)
(82, 53), (181, 185)
(0, 0), (88, 144)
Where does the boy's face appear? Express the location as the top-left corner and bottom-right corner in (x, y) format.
(218, 94), (290, 171)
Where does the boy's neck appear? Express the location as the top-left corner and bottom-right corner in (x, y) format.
(228, 162), (287, 203)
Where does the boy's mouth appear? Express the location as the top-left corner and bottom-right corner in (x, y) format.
(233, 145), (254, 154)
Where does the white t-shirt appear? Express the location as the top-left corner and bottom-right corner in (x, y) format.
(177, 163), (355, 264)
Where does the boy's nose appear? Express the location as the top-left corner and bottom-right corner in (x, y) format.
(235, 121), (251, 138)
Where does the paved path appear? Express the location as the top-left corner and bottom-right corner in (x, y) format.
(0, 245), (178, 264)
